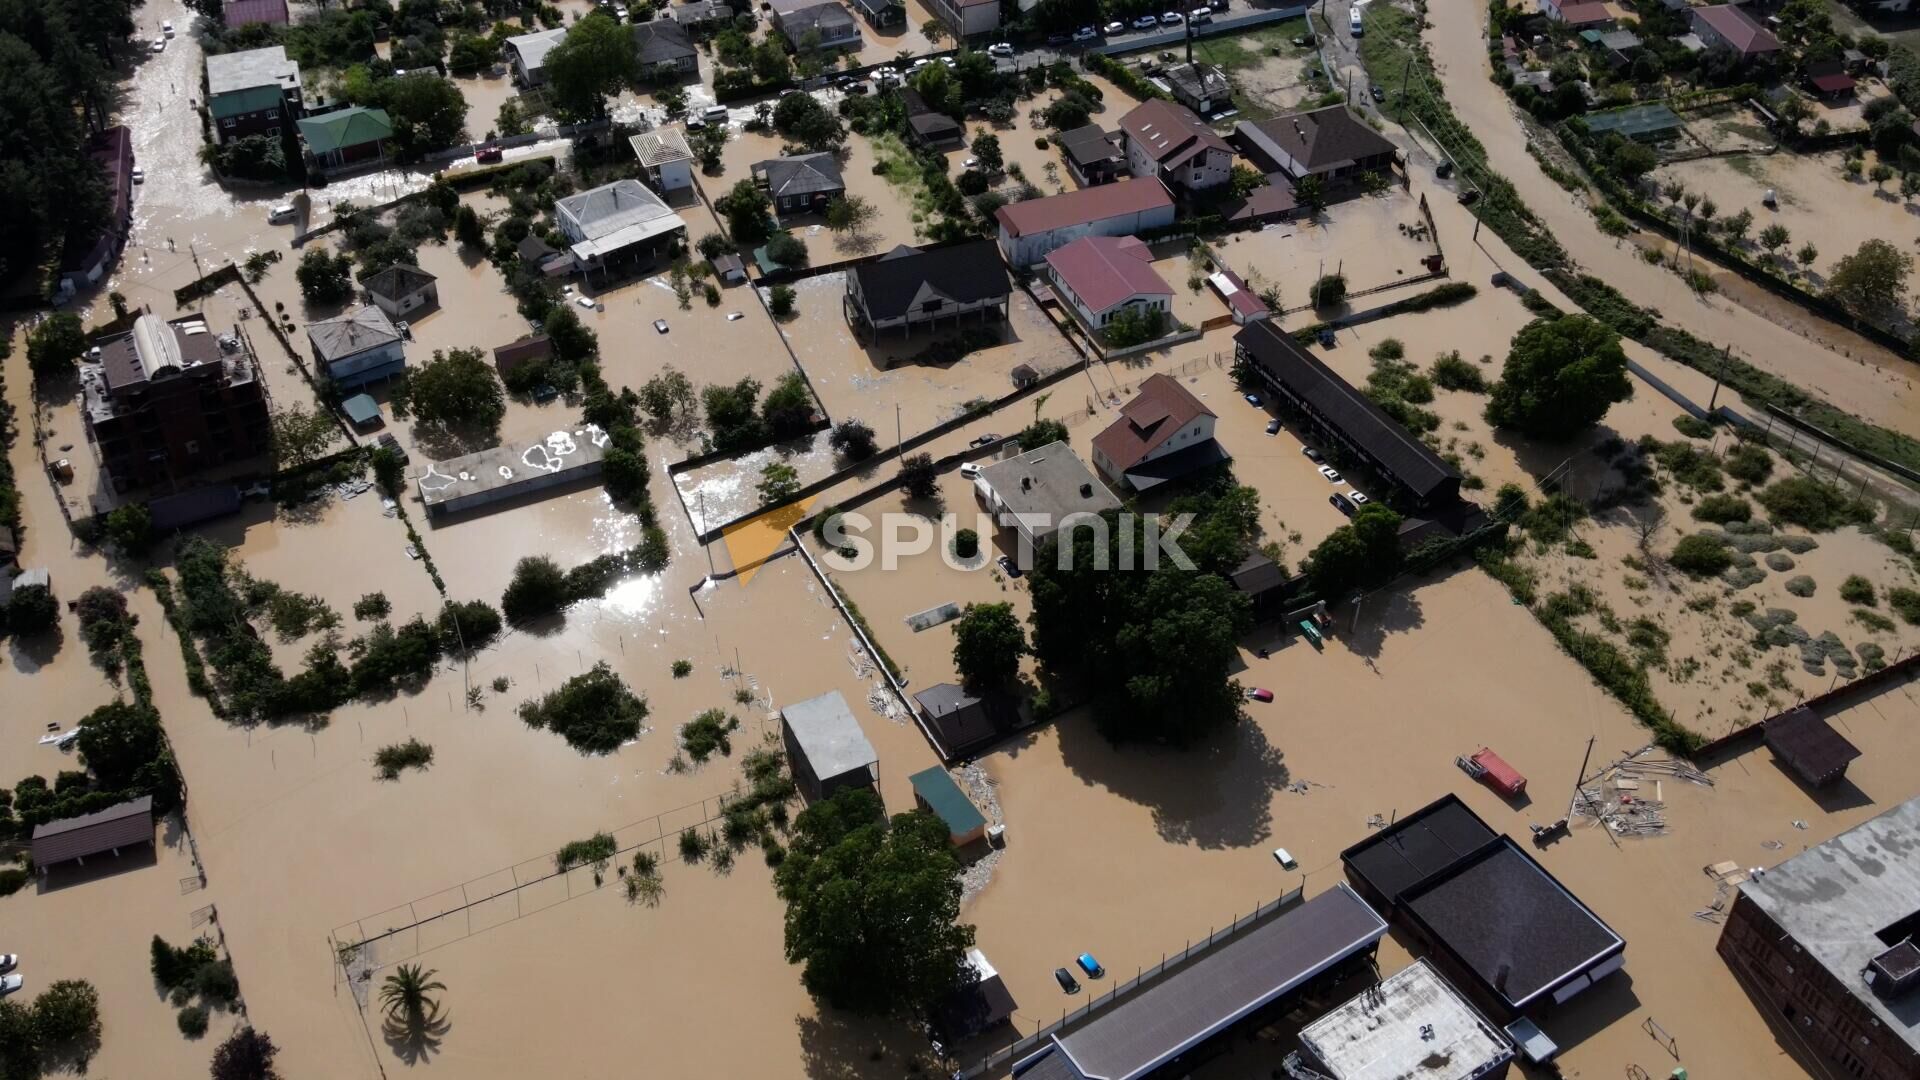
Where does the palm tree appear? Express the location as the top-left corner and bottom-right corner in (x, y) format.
(379, 965), (446, 1034)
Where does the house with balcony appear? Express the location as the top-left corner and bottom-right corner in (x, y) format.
(1118, 100), (1236, 194)
(845, 239), (1011, 337)
(309, 305), (407, 389)
(205, 46), (302, 144)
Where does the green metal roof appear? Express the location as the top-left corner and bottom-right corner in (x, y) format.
(342, 393), (380, 426)
(209, 84), (285, 120)
(909, 767), (986, 838)
(297, 107), (393, 154)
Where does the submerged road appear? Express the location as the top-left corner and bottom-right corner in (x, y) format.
(1422, 0), (1920, 439)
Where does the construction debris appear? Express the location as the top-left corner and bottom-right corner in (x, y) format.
(1570, 748), (1713, 839)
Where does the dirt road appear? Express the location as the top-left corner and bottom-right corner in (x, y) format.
(1422, 0), (1920, 440)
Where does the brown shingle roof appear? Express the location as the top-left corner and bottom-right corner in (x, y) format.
(1765, 707), (1862, 785)
(1693, 4), (1779, 52)
(994, 179), (1173, 238)
(1092, 372), (1215, 473)
(1118, 100), (1233, 170)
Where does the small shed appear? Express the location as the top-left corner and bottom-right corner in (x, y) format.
(933, 948), (1017, 1041)
(909, 765), (988, 846)
(1765, 706), (1862, 787)
(1010, 364), (1039, 389)
(493, 335), (553, 377)
(31, 795), (154, 871)
(781, 690), (879, 802)
(710, 252), (747, 285)
(914, 682), (1001, 760)
(342, 393), (382, 429)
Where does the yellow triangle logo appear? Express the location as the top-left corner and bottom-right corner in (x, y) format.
(721, 496), (816, 585)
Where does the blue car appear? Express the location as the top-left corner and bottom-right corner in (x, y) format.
(1077, 953), (1105, 978)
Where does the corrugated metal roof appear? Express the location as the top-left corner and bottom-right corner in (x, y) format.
(31, 795), (154, 867)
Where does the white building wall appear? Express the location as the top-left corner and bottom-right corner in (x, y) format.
(1140, 414), (1215, 465)
(998, 202), (1178, 266)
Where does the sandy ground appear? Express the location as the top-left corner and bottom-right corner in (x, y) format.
(1654, 148), (1920, 293)
(1213, 188), (1441, 310)
(776, 271), (1080, 443)
(1420, 0), (1920, 439)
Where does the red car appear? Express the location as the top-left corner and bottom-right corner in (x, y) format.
(475, 143), (503, 164)
(1247, 688), (1274, 703)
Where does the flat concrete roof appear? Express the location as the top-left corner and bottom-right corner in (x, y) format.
(1743, 796), (1920, 1053)
(977, 441), (1120, 539)
(415, 425), (609, 512)
(1299, 960), (1513, 1080)
(782, 690), (877, 784)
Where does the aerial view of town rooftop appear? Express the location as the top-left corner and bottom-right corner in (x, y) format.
(7, 0), (1920, 1075)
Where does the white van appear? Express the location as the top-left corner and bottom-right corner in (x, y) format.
(1350, 7), (1363, 34)
(268, 204), (298, 224)
(701, 105), (730, 125)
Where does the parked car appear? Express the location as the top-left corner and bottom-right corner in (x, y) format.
(843, 80), (868, 94)
(377, 432), (407, 462)
(1350, 491), (1370, 506)
(1131, 14), (1158, 29)
(940, 55), (956, 67)
(1188, 8), (1212, 23)
(1370, 84), (1386, 102)
(971, 432), (1000, 446)
(1247, 687), (1274, 702)
(1054, 967), (1081, 993)
(654, 319), (669, 333)
(987, 42), (1014, 57)
(1047, 31), (1071, 44)
(1272, 847), (1298, 869)
(997, 555), (1022, 579)
(1301, 446), (1322, 462)
(1243, 393), (1261, 406)
(702, 105), (729, 124)
(1104, 20), (1125, 33)
(962, 157), (979, 170)
(1330, 492), (1356, 515)
(1160, 11), (1183, 23)
(1265, 418), (1281, 436)
(0, 955), (15, 973)
(268, 203), (298, 224)
(0, 974), (20, 997)
(1317, 464), (1342, 482)
(1072, 25), (1097, 41)
(150, 37), (165, 52)
(575, 295), (596, 310)
(1350, 7), (1363, 34)
(1076, 953), (1105, 978)
(475, 143), (504, 163)
(163, 20), (175, 35)
(911, 57), (933, 69)
(131, 166), (146, 184)
(960, 463), (982, 479)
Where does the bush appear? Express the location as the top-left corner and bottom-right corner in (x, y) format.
(1670, 533), (1735, 576)
(210, 1027), (279, 1080)
(672, 659), (694, 677)
(1672, 415), (1714, 439)
(1310, 273), (1347, 308)
(1724, 442), (1773, 484)
(681, 709), (740, 762)
(31, 979), (102, 1053)
(1785, 575), (1817, 597)
(353, 592), (391, 621)
(1691, 494), (1751, 524)
(373, 738), (435, 780)
(1839, 575), (1877, 606)
(555, 831), (618, 873)
(679, 826), (710, 862)
(177, 1005), (210, 1038)
(436, 599), (502, 654)
(0, 868), (27, 896)
(1756, 476), (1872, 531)
(7, 584), (58, 635)
(518, 662), (649, 754)
(502, 556), (571, 623)
(1890, 587), (1920, 624)
(152, 935), (219, 991)
(1429, 351), (1487, 392)
(953, 528), (978, 559)
(899, 453), (937, 499)
(768, 284), (797, 318)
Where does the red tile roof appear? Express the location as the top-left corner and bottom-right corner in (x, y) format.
(223, 0), (290, 26)
(1046, 235), (1171, 314)
(1118, 100), (1234, 170)
(994, 179), (1173, 238)
(1810, 72), (1855, 93)
(1557, 1), (1612, 25)
(1093, 372), (1216, 473)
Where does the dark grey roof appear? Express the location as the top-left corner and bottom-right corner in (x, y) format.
(779, 1), (855, 35)
(1229, 552), (1285, 595)
(1239, 105), (1397, 172)
(755, 152), (844, 198)
(851, 239), (1010, 321)
(1399, 837), (1624, 1010)
(914, 682), (1003, 759)
(1764, 706), (1862, 784)
(1341, 793), (1498, 905)
(847, 0), (897, 14)
(1038, 885), (1388, 1080)
(1235, 321), (1461, 501)
(1121, 438), (1229, 492)
(632, 19), (696, 66)
(150, 485), (243, 530)
(31, 795), (154, 867)
(359, 263), (436, 300)
(1058, 124), (1123, 167)
(901, 88), (963, 142)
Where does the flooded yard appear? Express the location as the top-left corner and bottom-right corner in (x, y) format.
(1213, 188), (1441, 311)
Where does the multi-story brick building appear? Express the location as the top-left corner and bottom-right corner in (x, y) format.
(81, 315), (272, 493)
(1717, 797), (1920, 1080)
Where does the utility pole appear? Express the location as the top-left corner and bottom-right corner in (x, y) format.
(1707, 343), (1730, 412)
(895, 402), (903, 456)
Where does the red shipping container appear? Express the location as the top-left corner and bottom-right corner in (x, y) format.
(1470, 747), (1527, 798)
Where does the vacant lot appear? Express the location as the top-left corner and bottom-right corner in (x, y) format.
(1214, 187), (1440, 311)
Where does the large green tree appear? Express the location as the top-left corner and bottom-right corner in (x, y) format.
(404, 347), (505, 436)
(774, 788), (975, 1014)
(76, 700), (165, 793)
(26, 313), (85, 377)
(544, 13), (638, 119)
(1304, 503), (1404, 599)
(1484, 314), (1633, 440)
(1028, 506), (1255, 745)
(952, 602), (1026, 692)
(1826, 238), (1912, 318)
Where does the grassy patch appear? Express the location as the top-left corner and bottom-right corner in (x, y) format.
(373, 738), (434, 780)
(556, 832), (618, 874)
(1189, 19), (1311, 72)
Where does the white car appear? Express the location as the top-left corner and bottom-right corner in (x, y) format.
(150, 37), (165, 52)
(1317, 464), (1342, 482)
(911, 57), (933, 69)
(653, 319), (669, 333)
(268, 203), (298, 223)
(1160, 11), (1184, 24)
(575, 295), (596, 310)
(960, 463), (983, 479)
(1072, 25), (1097, 41)
(939, 55), (956, 67)
(961, 157), (979, 170)
(987, 43), (1014, 57)
(163, 20), (175, 35)
(1104, 20), (1125, 34)
(1350, 491), (1370, 506)
(131, 166), (146, 184)
(0, 974), (20, 997)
